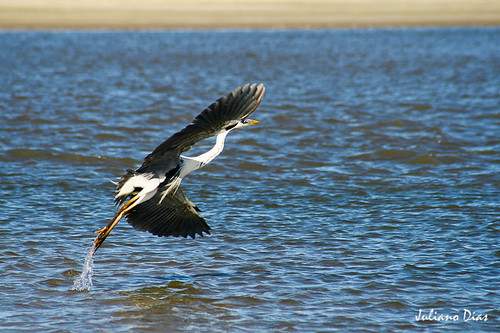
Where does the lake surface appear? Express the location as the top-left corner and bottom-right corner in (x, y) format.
(0, 28), (499, 332)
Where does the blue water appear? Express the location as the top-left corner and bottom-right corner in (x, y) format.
(0, 28), (499, 332)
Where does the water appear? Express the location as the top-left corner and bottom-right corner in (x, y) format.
(72, 245), (95, 291)
(1, 28), (499, 332)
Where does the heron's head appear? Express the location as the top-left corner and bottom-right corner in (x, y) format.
(241, 118), (260, 128)
(225, 119), (260, 131)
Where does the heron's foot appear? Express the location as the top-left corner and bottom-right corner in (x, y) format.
(94, 227), (106, 234)
(91, 194), (141, 255)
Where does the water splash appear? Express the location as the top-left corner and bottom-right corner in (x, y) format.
(72, 244), (95, 291)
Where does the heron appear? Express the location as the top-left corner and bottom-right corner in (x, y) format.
(92, 83), (265, 254)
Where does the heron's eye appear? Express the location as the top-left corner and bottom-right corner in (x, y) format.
(225, 124), (237, 131)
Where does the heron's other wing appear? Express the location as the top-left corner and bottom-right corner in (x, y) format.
(125, 187), (210, 238)
(149, 83), (265, 156)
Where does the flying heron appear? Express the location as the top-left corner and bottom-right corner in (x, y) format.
(93, 83), (265, 254)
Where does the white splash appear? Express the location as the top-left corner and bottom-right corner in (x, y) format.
(72, 244), (95, 291)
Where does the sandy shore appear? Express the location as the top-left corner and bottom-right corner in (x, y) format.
(0, 0), (499, 29)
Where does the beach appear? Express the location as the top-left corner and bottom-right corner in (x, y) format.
(0, 0), (499, 29)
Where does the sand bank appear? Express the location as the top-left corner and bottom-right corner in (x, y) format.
(0, 0), (499, 29)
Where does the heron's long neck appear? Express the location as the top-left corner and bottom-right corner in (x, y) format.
(196, 131), (228, 165)
(180, 131), (229, 177)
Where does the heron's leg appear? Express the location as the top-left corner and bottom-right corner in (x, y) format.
(92, 195), (140, 254)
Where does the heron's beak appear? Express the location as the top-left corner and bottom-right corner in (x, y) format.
(246, 119), (260, 126)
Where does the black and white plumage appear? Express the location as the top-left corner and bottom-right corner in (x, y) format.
(93, 83), (265, 254)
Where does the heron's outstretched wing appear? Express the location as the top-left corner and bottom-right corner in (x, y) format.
(144, 83), (265, 161)
(125, 187), (210, 238)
